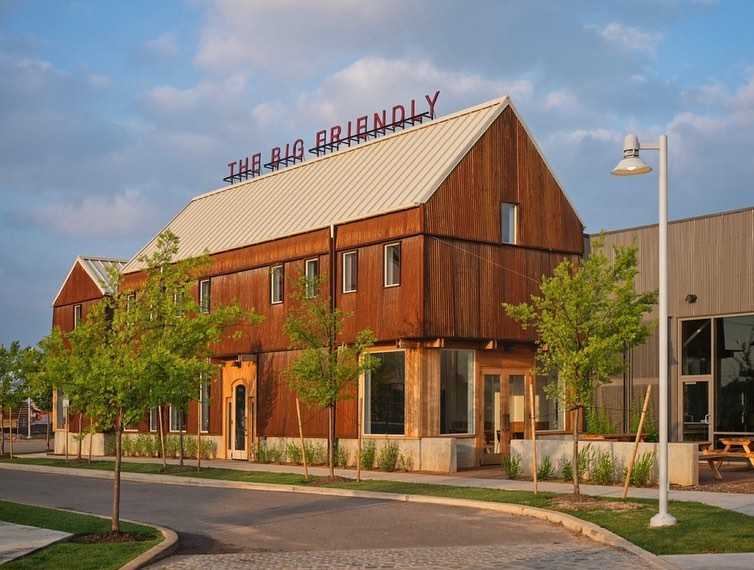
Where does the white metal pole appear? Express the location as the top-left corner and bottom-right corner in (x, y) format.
(650, 134), (677, 528)
(27, 398), (31, 439)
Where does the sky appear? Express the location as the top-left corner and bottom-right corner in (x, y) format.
(2, 0), (754, 347)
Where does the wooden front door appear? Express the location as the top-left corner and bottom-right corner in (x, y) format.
(222, 360), (257, 460)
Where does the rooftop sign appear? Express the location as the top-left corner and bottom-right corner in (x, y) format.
(223, 91), (440, 185)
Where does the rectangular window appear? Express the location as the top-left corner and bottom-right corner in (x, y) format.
(365, 351), (406, 435)
(124, 417), (139, 432)
(440, 350), (475, 434)
(169, 406), (186, 432)
(501, 202), (517, 244)
(149, 408), (159, 432)
(126, 292), (136, 313)
(305, 258), (319, 298)
(343, 251), (357, 293)
(200, 379), (210, 433)
(73, 304), (82, 328)
(384, 243), (401, 287)
(535, 374), (565, 431)
(199, 279), (211, 313)
(270, 264), (284, 304)
(714, 314), (754, 433)
(682, 319), (712, 376)
(56, 389), (65, 429)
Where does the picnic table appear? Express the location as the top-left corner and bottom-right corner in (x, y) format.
(701, 437), (754, 480)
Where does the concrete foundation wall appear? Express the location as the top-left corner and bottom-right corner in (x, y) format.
(54, 430), (110, 457)
(511, 439), (699, 486)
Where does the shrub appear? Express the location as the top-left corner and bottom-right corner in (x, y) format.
(143, 435), (156, 457)
(501, 452), (521, 479)
(537, 455), (555, 480)
(257, 442), (285, 464)
(104, 437), (115, 456)
(577, 443), (593, 481)
(585, 406), (617, 435)
(334, 443), (349, 468)
(630, 397), (658, 442)
(625, 451), (655, 487)
(592, 449), (617, 485)
(398, 451), (414, 472)
(377, 441), (400, 472)
(305, 442), (326, 465)
(286, 441), (303, 464)
(558, 455), (573, 481)
(184, 436), (197, 458)
(360, 440), (376, 470)
(165, 435), (179, 458)
(200, 438), (217, 459)
(121, 436), (134, 456)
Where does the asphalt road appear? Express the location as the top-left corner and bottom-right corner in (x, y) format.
(0, 469), (642, 568)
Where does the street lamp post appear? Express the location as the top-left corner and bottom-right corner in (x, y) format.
(612, 133), (677, 528)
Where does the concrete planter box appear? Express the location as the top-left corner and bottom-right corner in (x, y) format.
(511, 438), (699, 486)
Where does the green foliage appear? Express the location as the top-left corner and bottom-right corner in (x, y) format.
(305, 442), (327, 465)
(359, 440), (376, 470)
(625, 451), (656, 487)
(286, 440), (303, 464)
(334, 443), (349, 468)
(585, 406), (618, 435)
(121, 437), (134, 456)
(630, 395), (658, 442)
(184, 436), (197, 458)
(377, 441), (400, 472)
(501, 452), (522, 479)
(558, 455), (573, 481)
(0, 341), (32, 416)
(398, 451), (414, 472)
(257, 441), (285, 464)
(592, 449), (617, 485)
(577, 444), (593, 480)
(537, 455), (555, 480)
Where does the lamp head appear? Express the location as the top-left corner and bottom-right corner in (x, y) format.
(611, 133), (652, 176)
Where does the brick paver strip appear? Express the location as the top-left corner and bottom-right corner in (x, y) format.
(154, 543), (640, 569)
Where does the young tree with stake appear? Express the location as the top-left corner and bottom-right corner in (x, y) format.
(284, 276), (376, 479)
(504, 239), (655, 498)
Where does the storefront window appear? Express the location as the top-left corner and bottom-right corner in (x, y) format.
(365, 351), (405, 435)
(715, 315), (754, 433)
(536, 375), (564, 431)
(682, 319), (712, 376)
(440, 350), (475, 434)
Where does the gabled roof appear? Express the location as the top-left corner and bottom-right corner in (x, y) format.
(124, 96), (582, 273)
(52, 256), (128, 306)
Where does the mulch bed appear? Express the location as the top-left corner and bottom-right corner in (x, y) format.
(70, 531), (150, 544)
(550, 495), (642, 512)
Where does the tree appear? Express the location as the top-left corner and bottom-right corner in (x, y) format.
(125, 231), (261, 471)
(504, 239), (656, 497)
(284, 276), (377, 479)
(0, 342), (30, 458)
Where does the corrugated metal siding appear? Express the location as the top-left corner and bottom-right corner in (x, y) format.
(124, 97), (510, 273)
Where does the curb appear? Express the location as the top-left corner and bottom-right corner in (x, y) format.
(0, 462), (674, 569)
(0, 494), (178, 570)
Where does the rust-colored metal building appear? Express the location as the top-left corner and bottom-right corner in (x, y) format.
(52, 97), (584, 471)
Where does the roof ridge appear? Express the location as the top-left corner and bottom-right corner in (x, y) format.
(78, 256), (128, 262)
(191, 96), (510, 203)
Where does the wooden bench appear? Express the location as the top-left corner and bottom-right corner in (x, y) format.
(701, 438), (754, 480)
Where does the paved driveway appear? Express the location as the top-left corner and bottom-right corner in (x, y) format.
(0, 469), (643, 569)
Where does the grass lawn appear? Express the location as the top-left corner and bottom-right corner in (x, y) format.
(0, 500), (161, 570)
(3, 457), (754, 556)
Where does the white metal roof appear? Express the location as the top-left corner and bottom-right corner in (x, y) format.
(52, 256), (128, 306)
(124, 96), (582, 273)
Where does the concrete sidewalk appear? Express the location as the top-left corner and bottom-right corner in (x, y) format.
(0, 520), (70, 564)
(27, 452), (754, 516)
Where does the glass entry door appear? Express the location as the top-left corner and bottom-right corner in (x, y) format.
(231, 384), (248, 459)
(683, 380), (710, 442)
(481, 373), (502, 464)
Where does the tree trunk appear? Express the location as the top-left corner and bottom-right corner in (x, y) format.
(356, 394), (362, 482)
(112, 411), (122, 533)
(196, 403), (202, 472)
(77, 414), (83, 461)
(88, 427), (94, 463)
(179, 410), (184, 468)
(327, 404), (335, 479)
(45, 418), (50, 451)
(572, 407), (581, 499)
(158, 406), (167, 471)
(1, 407), (5, 456)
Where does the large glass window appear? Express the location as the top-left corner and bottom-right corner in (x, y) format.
(440, 350), (475, 434)
(73, 304), (82, 328)
(536, 375), (564, 431)
(149, 408), (159, 432)
(384, 243), (401, 287)
(200, 379), (210, 433)
(501, 203), (517, 245)
(715, 315), (754, 433)
(199, 279), (211, 313)
(343, 251), (357, 293)
(305, 258), (319, 298)
(170, 406), (186, 432)
(365, 351), (405, 434)
(270, 265), (284, 304)
(682, 319), (712, 376)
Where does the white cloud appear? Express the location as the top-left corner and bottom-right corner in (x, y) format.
(144, 32), (178, 58)
(543, 89), (580, 112)
(592, 22), (663, 55)
(33, 189), (155, 237)
(88, 73), (111, 88)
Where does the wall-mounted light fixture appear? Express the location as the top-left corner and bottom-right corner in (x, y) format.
(685, 294), (698, 304)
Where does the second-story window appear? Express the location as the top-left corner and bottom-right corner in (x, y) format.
(199, 279), (211, 313)
(73, 304), (82, 328)
(384, 243), (401, 287)
(305, 258), (319, 298)
(343, 251), (357, 293)
(270, 264), (284, 304)
(501, 202), (518, 245)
